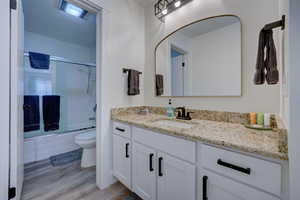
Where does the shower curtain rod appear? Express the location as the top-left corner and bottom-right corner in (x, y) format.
(24, 52), (96, 68)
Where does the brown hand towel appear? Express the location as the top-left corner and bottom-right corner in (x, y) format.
(254, 29), (267, 85)
(156, 74), (164, 96)
(265, 30), (279, 84)
(127, 69), (140, 95)
(254, 29), (279, 85)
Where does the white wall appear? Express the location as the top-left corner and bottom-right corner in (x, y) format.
(0, 0), (11, 199)
(189, 22), (241, 96)
(288, 0), (300, 199)
(279, 0), (289, 128)
(25, 31), (96, 63)
(145, 0), (281, 113)
(93, 0), (145, 189)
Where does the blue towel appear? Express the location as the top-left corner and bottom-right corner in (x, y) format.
(43, 95), (60, 132)
(29, 52), (50, 69)
(24, 95), (40, 132)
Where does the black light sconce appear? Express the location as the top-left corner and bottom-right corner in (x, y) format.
(154, 0), (193, 21)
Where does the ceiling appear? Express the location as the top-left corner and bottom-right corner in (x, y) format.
(135, 0), (156, 6)
(178, 16), (240, 38)
(23, 0), (96, 47)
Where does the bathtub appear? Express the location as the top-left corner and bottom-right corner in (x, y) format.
(24, 128), (96, 164)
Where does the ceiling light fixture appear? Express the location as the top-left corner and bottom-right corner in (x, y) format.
(59, 0), (88, 19)
(154, 0), (193, 22)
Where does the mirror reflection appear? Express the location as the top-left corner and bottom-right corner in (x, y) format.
(155, 15), (242, 97)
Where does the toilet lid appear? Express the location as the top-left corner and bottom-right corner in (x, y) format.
(76, 132), (96, 141)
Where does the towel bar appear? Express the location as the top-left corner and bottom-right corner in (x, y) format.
(263, 15), (285, 31)
(123, 68), (142, 74)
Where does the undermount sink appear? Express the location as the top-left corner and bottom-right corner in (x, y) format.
(153, 120), (195, 129)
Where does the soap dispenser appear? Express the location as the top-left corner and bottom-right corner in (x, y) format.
(166, 99), (175, 118)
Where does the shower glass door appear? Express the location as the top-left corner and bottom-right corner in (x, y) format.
(56, 62), (96, 132)
(24, 56), (96, 138)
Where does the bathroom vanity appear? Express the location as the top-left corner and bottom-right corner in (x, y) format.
(111, 107), (288, 200)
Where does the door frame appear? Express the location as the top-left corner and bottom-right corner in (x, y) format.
(10, 0), (24, 199)
(73, 0), (116, 189)
(288, 0), (300, 199)
(0, 0), (107, 199)
(0, 0), (12, 199)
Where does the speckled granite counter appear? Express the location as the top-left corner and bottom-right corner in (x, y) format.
(111, 106), (288, 160)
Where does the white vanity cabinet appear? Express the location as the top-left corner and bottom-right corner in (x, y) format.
(112, 122), (132, 189)
(132, 142), (196, 200)
(200, 170), (280, 200)
(132, 127), (196, 200)
(112, 121), (285, 200)
(201, 145), (282, 197)
(157, 152), (196, 200)
(132, 142), (156, 200)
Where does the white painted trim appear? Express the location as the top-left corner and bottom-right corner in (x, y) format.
(10, 0), (25, 199)
(59, 0), (108, 190)
(0, 0), (11, 199)
(288, 0), (300, 199)
(78, 0), (117, 190)
(96, 8), (117, 189)
(95, 9), (103, 189)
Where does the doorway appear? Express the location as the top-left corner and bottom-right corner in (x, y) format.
(9, 0), (102, 199)
(170, 45), (187, 96)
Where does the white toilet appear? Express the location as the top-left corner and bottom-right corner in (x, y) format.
(75, 130), (96, 168)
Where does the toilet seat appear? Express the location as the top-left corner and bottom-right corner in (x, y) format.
(75, 132), (96, 141)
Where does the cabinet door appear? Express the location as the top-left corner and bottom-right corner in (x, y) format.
(200, 170), (280, 200)
(132, 142), (156, 200)
(157, 152), (196, 200)
(112, 134), (131, 189)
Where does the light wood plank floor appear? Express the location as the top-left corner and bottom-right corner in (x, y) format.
(22, 159), (140, 200)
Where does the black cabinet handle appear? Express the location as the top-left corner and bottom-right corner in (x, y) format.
(203, 176), (208, 200)
(116, 127), (125, 132)
(149, 153), (154, 172)
(158, 157), (163, 176)
(125, 143), (130, 158)
(217, 159), (251, 175)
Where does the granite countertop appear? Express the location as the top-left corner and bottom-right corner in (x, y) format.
(111, 107), (288, 161)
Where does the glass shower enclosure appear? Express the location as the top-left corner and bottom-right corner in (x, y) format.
(24, 53), (96, 138)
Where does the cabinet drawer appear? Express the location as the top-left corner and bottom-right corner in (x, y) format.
(200, 169), (280, 200)
(132, 127), (196, 163)
(113, 121), (131, 138)
(201, 145), (282, 196)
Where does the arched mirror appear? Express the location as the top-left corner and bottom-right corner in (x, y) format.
(155, 15), (242, 97)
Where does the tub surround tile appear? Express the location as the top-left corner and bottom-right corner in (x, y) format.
(111, 106), (288, 160)
(24, 131), (83, 164)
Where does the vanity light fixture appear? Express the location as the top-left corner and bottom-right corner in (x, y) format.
(154, 0), (193, 21)
(174, 0), (181, 8)
(162, 8), (168, 15)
